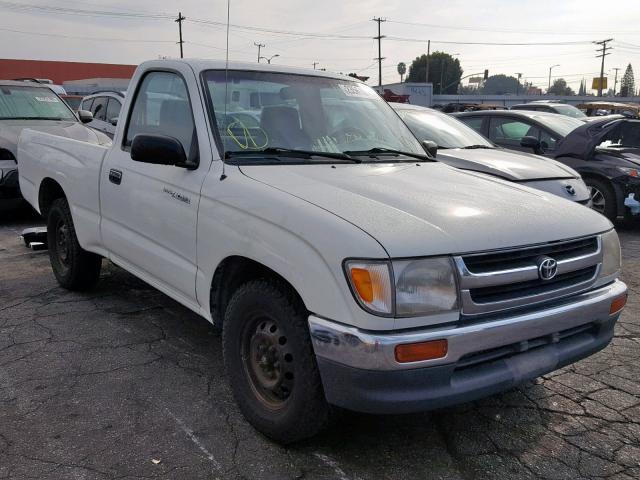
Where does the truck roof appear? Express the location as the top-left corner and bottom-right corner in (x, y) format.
(138, 59), (360, 83)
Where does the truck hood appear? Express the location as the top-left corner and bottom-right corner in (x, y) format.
(0, 119), (109, 158)
(436, 147), (578, 180)
(239, 162), (611, 258)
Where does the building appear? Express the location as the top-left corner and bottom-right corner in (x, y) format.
(377, 82), (434, 107)
(0, 58), (136, 87)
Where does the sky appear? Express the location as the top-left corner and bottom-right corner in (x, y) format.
(1, 0), (639, 92)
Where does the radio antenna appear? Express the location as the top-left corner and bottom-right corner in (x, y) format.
(220, 0), (230, 181)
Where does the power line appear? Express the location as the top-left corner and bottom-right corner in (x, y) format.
(0, 25), (174, 43)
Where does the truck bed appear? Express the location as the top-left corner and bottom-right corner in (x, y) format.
(18, 129), (110, 254)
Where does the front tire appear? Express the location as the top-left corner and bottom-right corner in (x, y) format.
(585, 177), (617, 222)
(47, 198), (102, 290)
(222, 280), (330, 443)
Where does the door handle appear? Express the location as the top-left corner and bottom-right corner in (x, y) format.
(108, 169), (122, 185)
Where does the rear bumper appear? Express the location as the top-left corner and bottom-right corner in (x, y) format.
(309, 280), (626, 414)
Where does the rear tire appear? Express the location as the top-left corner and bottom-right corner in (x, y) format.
(222, 280), (330, 444)
(47, 198), (102, 290)
(585, 177), (617, 222)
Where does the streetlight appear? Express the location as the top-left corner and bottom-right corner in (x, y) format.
(548, 64), (560, 93)
(259, 54), (280, 64)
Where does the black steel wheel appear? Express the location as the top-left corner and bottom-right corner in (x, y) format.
(47, 198), (102, 290)
(222, 280), (330, 443)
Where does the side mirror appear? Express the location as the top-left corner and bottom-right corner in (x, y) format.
(109, 117), (118, 126)
(77, 110), (93, 124)
(520, 135), (543, 153)
(131, 134), (192, 168)
(422, 140), (438, 158)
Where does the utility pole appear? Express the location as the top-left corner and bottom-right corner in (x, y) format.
(313, 61), (319, 70)
(548, 64), (559, 93)
(425, 39), (430, 84)
(612, 67), (621, 96)
(515, 73), (522, 95)
(594, 38), (613, 97)
(254, 42), (265, 62)
(372, 17), (386, 91)
(175, 12), (186, 58)
(439, 59), (445, 94)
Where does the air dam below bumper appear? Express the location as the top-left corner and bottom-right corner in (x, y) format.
(309, 280), (626, 414)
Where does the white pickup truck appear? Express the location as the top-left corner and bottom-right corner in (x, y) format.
(18, 59), (627, 443)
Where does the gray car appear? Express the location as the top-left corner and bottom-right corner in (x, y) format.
(0, 80), (110, 212)
(80, 91), (124, 138)
(392, 104), (591, 206)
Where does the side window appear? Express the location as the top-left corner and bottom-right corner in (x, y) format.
(91, 97), (107, 121)
(539, 129), (559, 151)
(460, 117), (484, 134)
(81, 98), (94, 111)
(124, 71), (197, 160)
(106, 98), (121, 123)
(489, 117), (539, 146)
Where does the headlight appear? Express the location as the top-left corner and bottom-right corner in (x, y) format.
(601, 229), (622, 277)
(617, 166), (639, 177)
(393, 258), (458, 316)
(345, 257), (459, 317)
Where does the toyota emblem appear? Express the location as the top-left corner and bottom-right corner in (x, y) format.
(537, 256), (558, 281)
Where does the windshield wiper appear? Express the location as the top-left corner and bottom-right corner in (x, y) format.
(343, 147), (434, 162)
(225, 147), (360, 163)
(0, 116), (68, 121)
(462, 145), (493, 149)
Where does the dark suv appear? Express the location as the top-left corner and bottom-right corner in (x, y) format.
(454, 109), (640, 221)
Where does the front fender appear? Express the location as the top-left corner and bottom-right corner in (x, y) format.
(196, 168), (393, 331)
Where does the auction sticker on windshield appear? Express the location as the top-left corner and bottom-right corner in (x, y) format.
(34, 96), (60, 103)
(338, 83), (377, 98)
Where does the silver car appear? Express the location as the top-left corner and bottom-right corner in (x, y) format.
(392, 103), (591, 206)
(80, 91), (124, 138)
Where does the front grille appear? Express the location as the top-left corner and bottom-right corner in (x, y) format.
(470, 266), (597, 304)
(462, 237), (598, 274)
(455, 236), (602, 315)
(455, 322), (598, 371)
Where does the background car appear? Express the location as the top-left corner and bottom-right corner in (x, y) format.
(0, 80), (109, 212)
(511, 101), (587, 120)
(60, 94), (83, 112)
(392, 104), (591, 206)
(455, 109), (640, 220)
(80, 91), (124, 138)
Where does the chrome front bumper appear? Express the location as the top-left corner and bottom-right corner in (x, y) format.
(309, 280), (627, 372)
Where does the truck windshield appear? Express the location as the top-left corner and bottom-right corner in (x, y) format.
(202, 70), (424, 160)
(0, 85), (76, 121)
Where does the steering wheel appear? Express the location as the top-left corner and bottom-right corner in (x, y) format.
(328, 125), (368, 145)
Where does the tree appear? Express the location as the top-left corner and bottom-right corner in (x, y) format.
(578, 79), (587, 96)
(620, 64), (635, 97)
(480, 74), (521, 95)
(407, 51), (462, 94)
(548, 78), (574, 96)
(397, 62), (406, 83)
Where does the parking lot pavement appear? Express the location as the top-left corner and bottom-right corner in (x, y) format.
(0, 213), (638, 480)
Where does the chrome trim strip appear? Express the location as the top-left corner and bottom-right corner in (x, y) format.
(309, 280), (626, 372)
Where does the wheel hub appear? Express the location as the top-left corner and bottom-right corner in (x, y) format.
(243, 318), (294, 407)
(588, 186), (606, 213)
(56, 220), (70, 265)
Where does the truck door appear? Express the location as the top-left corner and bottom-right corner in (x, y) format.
(99, 67), (212, 306)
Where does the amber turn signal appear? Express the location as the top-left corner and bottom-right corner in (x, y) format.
(610, 294), (627, 315)
(395, 339), (448, 363)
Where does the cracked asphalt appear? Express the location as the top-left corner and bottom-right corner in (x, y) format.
(1, 211), (639, 480)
